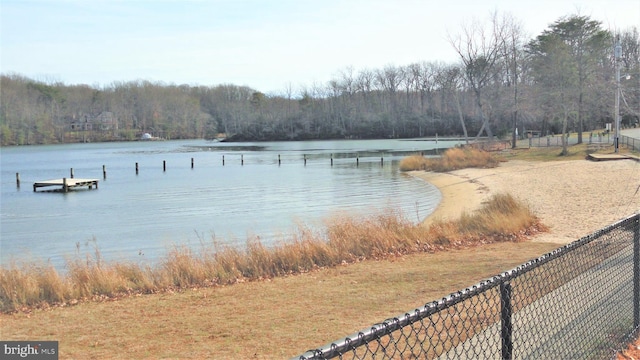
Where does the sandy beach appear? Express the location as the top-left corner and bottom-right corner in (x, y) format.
(413, 159), (640, 244)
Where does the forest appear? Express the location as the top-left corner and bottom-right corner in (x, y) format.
(1, 14), (638, 146)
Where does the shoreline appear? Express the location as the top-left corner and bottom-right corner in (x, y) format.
(412, 159), (640, 244)
(410, 170), (487, 226)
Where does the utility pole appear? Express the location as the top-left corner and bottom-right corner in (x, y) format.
(615, 36), (622, 153)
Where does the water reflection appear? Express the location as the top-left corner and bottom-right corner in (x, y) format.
(0, 139), (457, 270)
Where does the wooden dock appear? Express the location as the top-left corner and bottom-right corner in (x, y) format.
(33, 178), (99, 192)
(587, 153), (640, 162)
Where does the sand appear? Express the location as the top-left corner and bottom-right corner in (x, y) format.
(411, 159), (640, 244)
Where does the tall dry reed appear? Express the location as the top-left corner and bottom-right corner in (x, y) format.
(0, 262), (70, 310)
(399, 147), (501, 172)
(0, 194), (543, 313)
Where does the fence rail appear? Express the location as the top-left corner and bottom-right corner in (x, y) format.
(294, 213), (640, 360)
(621, 135), (640, 152)
(521, 132), (640, 151)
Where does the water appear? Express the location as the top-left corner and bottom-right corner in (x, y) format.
(1, 139), (458, 270)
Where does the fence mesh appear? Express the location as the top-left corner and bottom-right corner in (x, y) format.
(621, 135), (640, 152)
(521, 133), (640, 151)
(294, 214), (640, 360)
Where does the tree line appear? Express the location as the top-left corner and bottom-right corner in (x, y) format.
(1, 13), (638, 147)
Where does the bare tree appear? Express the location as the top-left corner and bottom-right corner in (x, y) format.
(448, 12), (506, 140)
(496, 13), (528, 148)
(434, 63), (470, 143)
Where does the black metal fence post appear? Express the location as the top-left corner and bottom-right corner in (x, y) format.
(500, 281), (513, 360)
(634, 215), (640, 329)
(293, 214), (640, 360)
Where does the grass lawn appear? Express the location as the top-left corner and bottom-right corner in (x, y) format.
(1, 242), (558, 359)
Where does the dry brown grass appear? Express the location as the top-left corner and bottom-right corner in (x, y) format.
(0, 263), (67, 309)
(458, 193), (541, 236)
(428, 192), (547, 246)
(0, 194), (544, 314)
(399, 147), (501, 172)
(1, 241), (559, 359)
(398, 154), (430, 171)
(618, 341), (640, 360)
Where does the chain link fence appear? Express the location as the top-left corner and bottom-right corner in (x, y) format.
(621, 135), (640, 152)
(294, 213), (640, 360)
(519, 132), (640, 152)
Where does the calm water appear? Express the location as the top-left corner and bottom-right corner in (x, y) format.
(1, 139), (458, 270)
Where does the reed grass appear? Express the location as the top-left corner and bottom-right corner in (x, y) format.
(398, 154), (430, 171)
(0, 193), (544, 313)
(399, 147), (501, 172)
(457, 193), (541, 237)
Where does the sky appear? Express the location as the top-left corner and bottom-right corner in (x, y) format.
(1, 0), (639, 95)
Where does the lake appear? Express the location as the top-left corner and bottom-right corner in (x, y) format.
(0, 138), (459, 270)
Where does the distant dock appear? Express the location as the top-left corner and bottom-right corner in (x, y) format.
(33, 178), (99, 192)
(587, 153), (640, 162)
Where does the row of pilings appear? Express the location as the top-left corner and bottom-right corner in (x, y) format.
(14, 152), (408, 188)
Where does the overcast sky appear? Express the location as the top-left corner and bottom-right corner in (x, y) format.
(1, 0), (638, 94)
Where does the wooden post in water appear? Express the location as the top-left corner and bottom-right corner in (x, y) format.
(135, 162), (139, 175)
(304, 154), (307, 166)
(70, 168), (74, 179)
(356, 155), (359, 167)
(241, 154), (244, 166)
(163, 160), (166, 172)
(278, 154), (281, 165)
(63, 177), (68, 193)
(330, 154), (333, 166)
(222, 155), (225, 166)
(16, 173), (20, 188)
(191, 158), (194, 169)
(381, 157), (384, 166)
(103, 165), (107, 179)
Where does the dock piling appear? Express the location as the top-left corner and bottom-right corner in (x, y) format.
(304, 154), (307, 166)
(103, 165), (107, 179)
(16, 172), (20, 188)
(222, 155), (225, 166)
(191, 158), (194, 169)
(63, 177), (68, 193)
(163, 160), (166, 172)
(331, 154), (333, 166)
(135, 162), (139, 175)
(278, 154), (281, 165)
(241, 154), (244, 166)
(70, 168), (74, 179)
